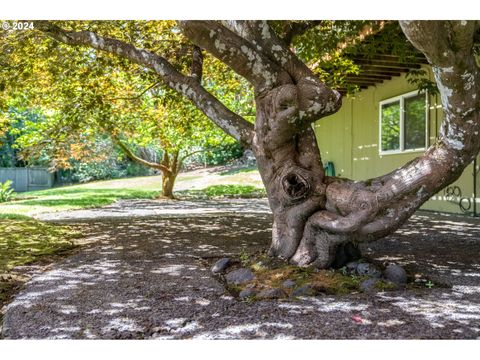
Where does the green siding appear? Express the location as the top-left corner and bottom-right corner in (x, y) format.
(315, 67), (480, 216)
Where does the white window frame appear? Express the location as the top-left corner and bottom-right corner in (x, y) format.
(379, 90), (429, 155)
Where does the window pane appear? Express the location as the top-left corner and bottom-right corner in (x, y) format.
(404, 94), (426, 150)
(381, 101), (400, 152)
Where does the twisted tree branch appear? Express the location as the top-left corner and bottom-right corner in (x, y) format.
(114, 139), (172, 174)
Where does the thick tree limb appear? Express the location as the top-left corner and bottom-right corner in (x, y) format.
(219, 20), (312, 81)
(181, 21), (342, 149)
(177, 21), (291, 94)
(33, 21), (254, 147)
(114, 139), (172, 174)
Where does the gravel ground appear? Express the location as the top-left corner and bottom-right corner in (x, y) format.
(34, 199), (271, 222)
(2, 200), (480, 339)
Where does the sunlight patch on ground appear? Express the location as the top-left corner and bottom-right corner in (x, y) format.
(192, 322), (293, 339)
(103, 317), (144, 333)
(378, 294), (480, 328)
(377, 319), (406, 327)
(308, 297), (369, 313)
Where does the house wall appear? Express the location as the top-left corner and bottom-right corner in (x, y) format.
(315, 66), (480, 216)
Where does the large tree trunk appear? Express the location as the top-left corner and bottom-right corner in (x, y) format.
(37, 20), (480, 268)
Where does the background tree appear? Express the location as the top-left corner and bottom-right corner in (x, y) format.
(2, 20), (479, 268)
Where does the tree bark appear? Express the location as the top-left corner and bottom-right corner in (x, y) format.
(161, 171), (177, 199)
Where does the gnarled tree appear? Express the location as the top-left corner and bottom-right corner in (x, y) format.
(30, 20), (480, 268)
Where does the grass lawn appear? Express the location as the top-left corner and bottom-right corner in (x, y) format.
(178, 184), (266, 199)
(0, 186), (163, 218)
(0, 166), (265, 218)
(0, 173), (166, 218)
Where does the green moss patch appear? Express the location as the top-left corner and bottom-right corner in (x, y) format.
(0, 219), (81, 272)
(247, 265), (367, 296)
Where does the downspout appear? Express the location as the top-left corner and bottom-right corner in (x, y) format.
(474, 157), (478, 217)
(435, 93), (439, 138)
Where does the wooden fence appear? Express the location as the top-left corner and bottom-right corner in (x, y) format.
(0, 167), (54, 192)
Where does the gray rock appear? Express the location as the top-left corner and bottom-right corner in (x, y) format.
(346, 261), (359, 273)
(225, 268), (255, 285)
(257, 288), (287, 299)
(242, 150), (257, 166)
(282, 279), (296, 288)
(359, 278), (380, 293)
(384, 264), (407, 285)
(239, 288), (256, 299)
(211, 258), (231, 274)
(292, 285), (316, 297)
(356, 263), (382, 278)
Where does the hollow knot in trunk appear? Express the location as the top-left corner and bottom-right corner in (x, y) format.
(282, 172), (311, 201)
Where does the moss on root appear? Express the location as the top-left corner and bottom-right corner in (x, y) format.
(230, 251), (369, 298)
(230, 250), (440, 300)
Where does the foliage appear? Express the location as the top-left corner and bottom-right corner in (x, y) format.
(0, 20), (426, 178)
(0, 180), (15, 203)
(406, 69), (438, 96)
(239, 247), (250, 267)
(0, 105), (48, 167)
(380, 101), (401, 151)
(69, 160), (126, 183)
(62, 138), (154, 183)
(0, 22), (252, 179)
(425, 280), (435, 289)
(187, 142), (244, 167)
(380, 93), (426, 152)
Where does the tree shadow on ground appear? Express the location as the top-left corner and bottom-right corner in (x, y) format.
(3, 212), (480, 339)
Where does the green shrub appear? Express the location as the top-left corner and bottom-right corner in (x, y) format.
(204, 142), (244, 165)
(185, 142), (244, 167)
(125, 162), (155, 177)
(70, 160), (126, 183)
(0, 181), (15, 203)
